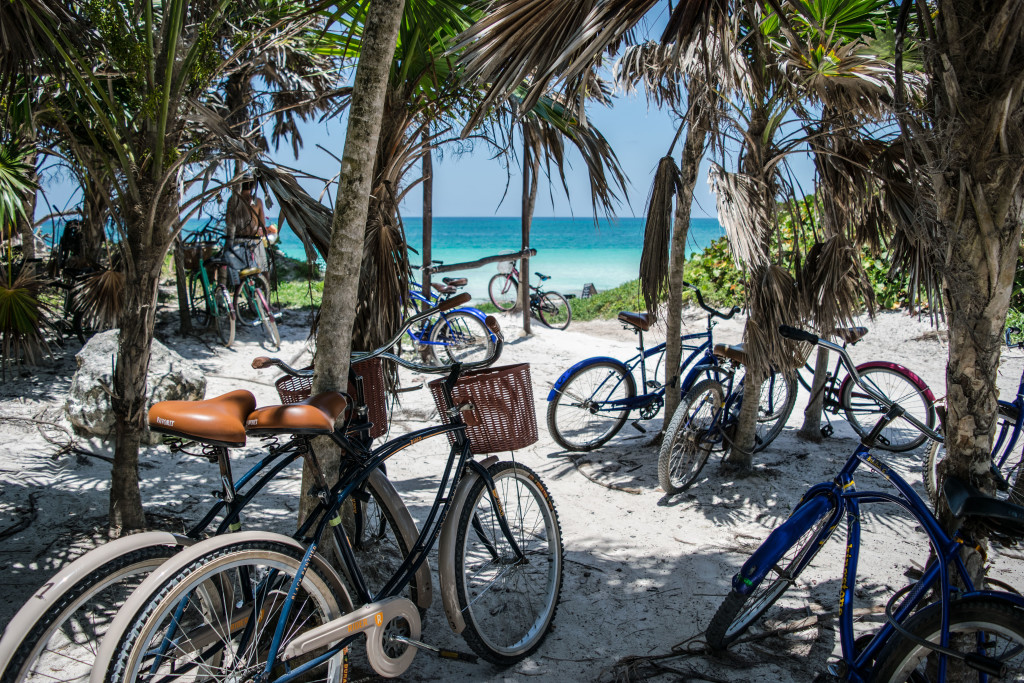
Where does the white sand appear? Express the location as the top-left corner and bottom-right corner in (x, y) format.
(1, 305), (1023, 682)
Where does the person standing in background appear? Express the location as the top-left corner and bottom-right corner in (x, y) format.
(225, 175), (271, 278)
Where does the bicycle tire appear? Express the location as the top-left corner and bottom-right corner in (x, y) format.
(0, 544), (180, 683)
(188, 272), (211, 329)
(453, 461), (563, 665)
(873, 596), (1024, 681)
(546, 361), (637, 451)
(232, 274), (271, 327)
(706, 493), (838, 650)
(428, 311), (495, 365)
(212, 286), (235, 347)
(255, 285), (281, 350)
(841, 366), (934, 452)
(538, 291), (571, 330)
(659, 379), (725, 494)
(103, 540), (348, 683)
(927, 404), (1024, 506)
(753, 371), (798, 452)
(488, 273), (518, 311)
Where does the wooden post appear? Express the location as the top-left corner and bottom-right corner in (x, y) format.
(421, 136), (433, 311)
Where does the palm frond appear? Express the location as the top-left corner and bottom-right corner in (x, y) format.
(798, 234), (874, 335)
(639, 156), (681, 319)
(73, 268), (124, 330)
(0, 142), (37, 230)
(0, 264), (51, 371)
(743, 264), (805, 375)
(708, 164), (771, 269)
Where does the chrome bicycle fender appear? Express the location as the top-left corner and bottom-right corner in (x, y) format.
(0, 531), (191, 675)
(364, 468), (433, 610)
(89, 530), (353, 683)
(437, 455), (498, 634)
(547, 357), (630, 401)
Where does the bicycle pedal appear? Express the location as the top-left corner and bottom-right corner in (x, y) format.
(388, 635), (479, 664)
(820, 424), (834, 438)
(631, 420), (647, 434)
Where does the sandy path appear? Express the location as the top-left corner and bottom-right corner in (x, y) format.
(1, 306), (1022, 682)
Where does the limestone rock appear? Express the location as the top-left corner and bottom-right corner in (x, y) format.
(65, 330), (206, 443)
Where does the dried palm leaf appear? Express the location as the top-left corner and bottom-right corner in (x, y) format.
(708, 164), (771, 269)
(799, 234), (874, 334)
(73, 268), (125, 330)
(639, 156), (681, 319)
(743, 264), (805, 375)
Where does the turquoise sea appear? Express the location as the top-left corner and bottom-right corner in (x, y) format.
(270, 215), (725, 301)
(47, 215), (725, 301)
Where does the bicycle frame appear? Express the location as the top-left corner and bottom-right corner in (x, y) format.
(406, 286), (494, 348)
(733, 403), (1024, 682)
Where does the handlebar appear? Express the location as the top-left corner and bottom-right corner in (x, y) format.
(683, 281), (740, 320)
(252, 356), (311, 377)
(778, 325), (942, 442)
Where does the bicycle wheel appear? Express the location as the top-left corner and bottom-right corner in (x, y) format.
(873, 596), (1024, 681)
(428, 311), (495, 365)
(546, 361), (637, 451)
(659, 379), (725, 494)
(537, 292), (571, 330)
(0, 544), (180, 683)
(338, 473), (423, 607)
(104, 540), (348, 683)
(841, 366), (934, 452)
(187, 272), (210, 329)
(453, 461), (563, 665)
(752, 371), (798, 452)
(927, 404), (1023, 506)
(488, 273), (518, 311)
(211, 286), (235, 348)
(232, 276), (266, 327)
(255, 285), (281, 351)
(706, 493), (838, 650)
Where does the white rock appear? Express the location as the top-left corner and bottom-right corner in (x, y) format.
(65, 330), (206, 443)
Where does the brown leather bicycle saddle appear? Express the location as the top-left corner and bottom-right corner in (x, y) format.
(442, 277), (467, 287)
(834, 327), (868, 344)
(432, 282), (457, 295)
(714, 343), (747, 365)
(148, 390), (257, 448)
(617, 311), (651, 332)
(245, 392), (348, 435)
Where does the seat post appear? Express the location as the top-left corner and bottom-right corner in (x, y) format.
(215, 447), (237, 503)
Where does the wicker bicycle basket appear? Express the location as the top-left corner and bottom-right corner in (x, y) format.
(182, 242), (216, 271)
(274, 357), (388, 439)
(427, 363), (538, 454)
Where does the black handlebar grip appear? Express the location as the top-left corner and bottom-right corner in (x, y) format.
(778, 325), (819, 344)
(252, 356), (274, 369)
(436, 292), (471, 312)
(484, 315), (501, 336)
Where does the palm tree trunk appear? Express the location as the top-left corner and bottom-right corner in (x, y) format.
(663, 110), (709, 425)
(797, 346), (828, 442)
(301, 0), (406, 526)
(519, 127), (538, 334)
(108, 241), (165, 532)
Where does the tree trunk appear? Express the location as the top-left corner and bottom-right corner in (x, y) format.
(172, 237), (193, 335)
(108, 249), (164, 533)
(301, 0), (405, 526)
(797, 346), (829, 442)
(663, 111), (709, 426)
(421, 134), (433, 311)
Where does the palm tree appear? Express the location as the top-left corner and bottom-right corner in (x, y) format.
(8, 0), (343, 532)
(306, 0), (406, 526)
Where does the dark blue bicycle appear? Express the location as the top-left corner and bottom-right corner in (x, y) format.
(707, 325), (1024, 681)
(408, 276), (496, 365)
(545, 282), (797, 452)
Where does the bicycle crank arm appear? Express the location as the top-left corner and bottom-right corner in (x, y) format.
(282, 596), (421, 678)
(387, 634), (479, 663)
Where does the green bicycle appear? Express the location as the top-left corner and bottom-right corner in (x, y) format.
(182, 226), (235, 347)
